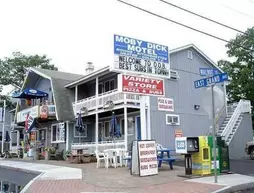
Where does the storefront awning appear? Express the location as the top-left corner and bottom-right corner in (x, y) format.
(12, 88), (48, 99)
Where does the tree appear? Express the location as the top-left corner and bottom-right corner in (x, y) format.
(0, 52), (58, 108)
(218, 27), (254, 103)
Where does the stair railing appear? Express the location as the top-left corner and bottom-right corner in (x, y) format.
(221, 100), (244, 144)
(206, 104), (226, 136)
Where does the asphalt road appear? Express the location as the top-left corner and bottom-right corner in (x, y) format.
(0, 167), (37, 187)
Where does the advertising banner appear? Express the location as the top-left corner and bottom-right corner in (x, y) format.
(118, 74), (165, 96)
(175, 137), (187, 154)
(137, 140), (158, 177)
(113, 34), (170, 79)
(158, 97), (174, 112)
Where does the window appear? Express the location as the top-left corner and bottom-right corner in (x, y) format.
(102, 79), (115, 93)
(120, 119), (125, 136)
(74, 123), (87, 138)
(104, 81), (110, 92)
(166, 114), (180, 125)
(51, 123), (66, 143)
(120, 117), (134, 136)
(187, 50), (193, 60)
(99, 83), (103, 94)
(104, 121), (110, 138)
(170, 70), (179, 80)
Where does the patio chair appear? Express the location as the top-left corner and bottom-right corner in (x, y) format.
(95, 150), (109, 169)
(105, 149), (117, 168)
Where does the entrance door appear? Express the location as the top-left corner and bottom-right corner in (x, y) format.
(136, 116), (141, 140)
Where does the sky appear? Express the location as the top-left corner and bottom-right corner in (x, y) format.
(0, 0), (253, 94)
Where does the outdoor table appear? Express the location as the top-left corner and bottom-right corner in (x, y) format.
(157, 149), (175, 169)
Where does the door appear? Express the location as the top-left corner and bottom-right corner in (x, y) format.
(136, 116), (141, 140)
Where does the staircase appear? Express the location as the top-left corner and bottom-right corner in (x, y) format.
(217, 100), (251, 145)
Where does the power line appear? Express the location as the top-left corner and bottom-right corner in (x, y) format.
(116, 0), (254, 52)
(159, 0), (254, 38)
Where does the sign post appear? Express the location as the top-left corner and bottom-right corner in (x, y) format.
(194, 70), (229, 183)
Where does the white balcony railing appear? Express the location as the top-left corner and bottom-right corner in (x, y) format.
(71, 140), (125, 154)
(72, 89), (140, 115)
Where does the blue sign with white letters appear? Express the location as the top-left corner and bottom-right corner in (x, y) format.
(199, 68), (220, 76)
(114, 34), (169, 63)
(194, 72), (229, 89)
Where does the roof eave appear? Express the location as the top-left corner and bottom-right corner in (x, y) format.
(65, 66), (110, 88)
(170, 44), (224, 73)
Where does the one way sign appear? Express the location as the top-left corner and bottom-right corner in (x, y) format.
(194, 72), (229, 89)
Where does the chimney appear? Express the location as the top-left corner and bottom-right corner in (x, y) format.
(85, 62), (94, 75)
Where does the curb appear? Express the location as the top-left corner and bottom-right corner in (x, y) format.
(20, 172), (45, 193)
(212, 182), (254, 193)
(0, 165), (41, 175)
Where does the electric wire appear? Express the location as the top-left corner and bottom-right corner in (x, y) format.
(159, 0), (254, 38)
(116, 0), (254, 52)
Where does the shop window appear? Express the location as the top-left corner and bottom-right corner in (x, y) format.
(120, 117), (134, 136)
(101, 79), (115, 93)
(166, 114), (180, 125)
(51, 123), (66, 143)
(104, 121), (110, 138)
(74, 124), (87, 138)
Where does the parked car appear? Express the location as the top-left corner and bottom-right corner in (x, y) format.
(245, 141), (254, 160)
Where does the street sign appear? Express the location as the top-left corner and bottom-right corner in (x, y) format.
(194, 72), (228, 89)
(199, 68), (220, 76)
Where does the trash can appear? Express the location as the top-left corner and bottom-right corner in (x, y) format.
(218, 138), (230, 173)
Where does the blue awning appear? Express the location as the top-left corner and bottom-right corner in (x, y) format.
(12, 88), (48, 99)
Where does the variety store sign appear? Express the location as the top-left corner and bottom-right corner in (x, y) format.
(118, 74), (165, 96)
(112, 34), (170, 79)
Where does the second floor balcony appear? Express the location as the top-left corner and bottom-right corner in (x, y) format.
(72, 89), (140, 116)
(16, 104), (56, 123)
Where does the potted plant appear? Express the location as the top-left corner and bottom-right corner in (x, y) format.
(44, 146), (56, 160)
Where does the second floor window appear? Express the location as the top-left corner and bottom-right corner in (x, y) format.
(99, 79), (115, 94)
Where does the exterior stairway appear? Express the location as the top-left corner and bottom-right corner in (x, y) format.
(217, 100), (251, 145)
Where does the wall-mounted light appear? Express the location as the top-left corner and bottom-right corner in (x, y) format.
(194, 105), (200, 110)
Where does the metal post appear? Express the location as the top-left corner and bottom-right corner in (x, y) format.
(1, 100), (6, 154)
(212, 85), (217, 183)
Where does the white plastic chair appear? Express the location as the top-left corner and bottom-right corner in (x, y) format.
(95, 150), (109, 169)
(105, 149), (117, 168)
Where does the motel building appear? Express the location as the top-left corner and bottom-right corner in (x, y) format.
(11, 44), (252, 160)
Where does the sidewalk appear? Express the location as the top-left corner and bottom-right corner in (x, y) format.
(0, 160), (233, 193)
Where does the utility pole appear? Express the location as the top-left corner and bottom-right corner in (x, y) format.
(1, 100), (6, 154)
(211, 85), (217, 183)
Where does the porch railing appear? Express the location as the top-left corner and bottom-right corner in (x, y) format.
(71, 140), (125, 154)
(72, 89), (140, 115)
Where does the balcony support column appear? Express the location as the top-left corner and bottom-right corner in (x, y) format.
(124, 107), (128, 151)
(95, 76), (99, 150)
(75, 85), (78, 102)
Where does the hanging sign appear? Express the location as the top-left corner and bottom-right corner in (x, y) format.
(59, 122), (66, 142)
(112, 34), (170, 79)
(118, 74), (165, 96)
(40, 105), (48, 119)
(174, 129), (183, 138)
(138, 140), (158, 177)
(158, 98), (174, 112)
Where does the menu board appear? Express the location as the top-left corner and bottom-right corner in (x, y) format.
(138, 140), (158, 177)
